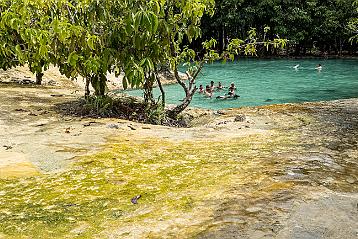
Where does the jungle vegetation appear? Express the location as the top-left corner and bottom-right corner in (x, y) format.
(0, 0), (356, 122)
(201, 0), (358, 55)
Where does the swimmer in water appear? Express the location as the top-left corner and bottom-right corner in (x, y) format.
(205, 85), (213, 98)
(216, 83), (240, 99)
(198, 84), (204, 94)
(228, 84), (236, 97)
(315, 64), (322, 71)
(210, 81), (215, 91)
(293, 64), (300, 70)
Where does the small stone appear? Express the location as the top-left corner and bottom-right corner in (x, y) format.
(3, 145), (12, 150)
(131, 195), (141, 204)
(346, 177), (356, 184)
(14, 108), (27, 112)
(234, 114), (246, 122)
(107, 124), (119, 129)
(128, 125), (136, 130)
(47, 80), (57, 86)
(39, 111), (49, 115)
(322, 177), (334, 184)
(216, 121), (228, 125)
(247, 120), (255, 124)
(50, 94), (64, 97)
(245, 207), (263, 213)
(21, 79), (33, 84)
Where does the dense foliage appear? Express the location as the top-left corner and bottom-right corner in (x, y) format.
(1, 0), (354, 122)
(349, 0), (358, 43)
(0, 0), (283, 118)
(201, 0), (358, 55)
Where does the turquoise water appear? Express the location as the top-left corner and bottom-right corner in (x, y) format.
(120, 59), (358, 110)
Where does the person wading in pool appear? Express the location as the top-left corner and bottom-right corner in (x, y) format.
(217, 83), (240, 99)
(198, 84), (204, 94)
(205, 85), (213, 98)
(315, 64), (322, 71)
(228, 84), (236, 97)
(210, 81), (215, 91)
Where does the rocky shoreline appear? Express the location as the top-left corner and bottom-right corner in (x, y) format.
(0, 68), (357, 238)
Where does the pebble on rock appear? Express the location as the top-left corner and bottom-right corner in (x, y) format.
(234, 114), (246, 122)
(346, 177), (356, 184)
(131, 195), (141, 204)
(245, 207), (263, 213)
(128, 125), (137, 130)
(107, 124), (120, 129)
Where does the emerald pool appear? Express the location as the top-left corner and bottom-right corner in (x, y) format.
(120, 59), (358, 110)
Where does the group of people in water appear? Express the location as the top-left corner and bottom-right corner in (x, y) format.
(293, 63), (323, 71)
(198, 81), (239, 99)
(195, 63), (323, 100)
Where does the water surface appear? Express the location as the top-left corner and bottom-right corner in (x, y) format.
(122, 59), (358, 110)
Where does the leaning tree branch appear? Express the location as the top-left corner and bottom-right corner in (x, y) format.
(169, 39), (189, 94)
(155, 71), (165, 107)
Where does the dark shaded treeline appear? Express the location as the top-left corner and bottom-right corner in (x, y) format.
(196, 0), (357, 56)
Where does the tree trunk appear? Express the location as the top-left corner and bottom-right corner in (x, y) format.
(167, 62), (203, 119)
(90, 73), (107, 96)
(286, 44), (290, 56)
(294, 44), (301, 56)
(85, 77), (90, 97)
(156, 75), (165, 108)
(98, 73), (107, 96)
(222, 27), (225, 51)
(143, 76), (155, 105)
(167, 33), (202, 118)
(35, 72), (43, 85)
(219, 25), (225, 52)
(167, 90), (196, 119)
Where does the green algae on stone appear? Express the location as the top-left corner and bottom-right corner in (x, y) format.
(1, 118), (356, 238)
(0, 133), (299, 238)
